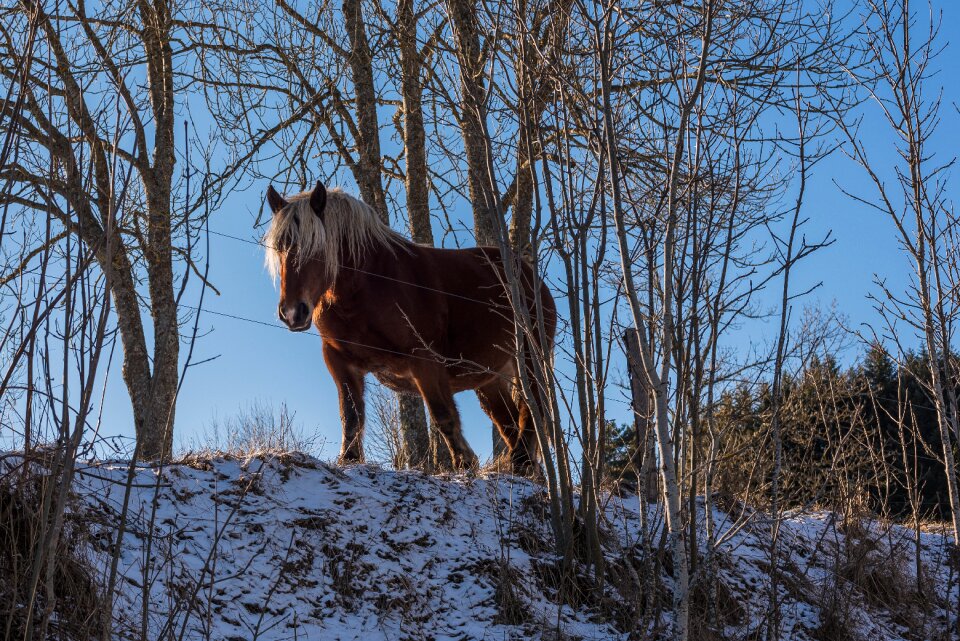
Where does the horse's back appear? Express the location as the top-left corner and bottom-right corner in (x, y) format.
(427, 245), (552, 307)
(422, 245), (556, 351)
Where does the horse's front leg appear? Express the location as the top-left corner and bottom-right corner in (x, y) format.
(323, 342), (366, 463)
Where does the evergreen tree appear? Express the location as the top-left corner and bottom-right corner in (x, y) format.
(603, 420), (636, 486)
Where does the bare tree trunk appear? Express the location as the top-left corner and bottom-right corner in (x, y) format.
(343, 0), (433, 468)
(396, 0), (449, 471)
(833, 0), (960, 561)
(396, 0), (432, 247)
(624, 330), (658, 503)
(399, 395), (431, 470)
(445, 0), (500, 245)
(6, 0), (185, 460)
(444, 0), (510, 459)
(140, 0), (179, 460)
(509, 8), (536, 261)
(343, 0), (388, 218)
(596, 2), (716, 636)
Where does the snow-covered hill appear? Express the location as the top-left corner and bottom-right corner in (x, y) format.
(63, 454), (957, 640)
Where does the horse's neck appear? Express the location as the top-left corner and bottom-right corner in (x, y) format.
(328, 243), (394, 302)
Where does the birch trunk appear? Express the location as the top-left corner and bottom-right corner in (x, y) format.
(597, 2), (714, 637)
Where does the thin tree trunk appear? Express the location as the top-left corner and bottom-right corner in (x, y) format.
(445, 0), (499, 245)
(399, 395), (431, 470)
(343, 0), (387, 218)
(597, 2), (714, 636)
(395, 0), (447, 471)
(624, 330), (657, 503)
(342, 0), (432, 468)
(446, 0), (514, 457)
(138, 0), (179, 460)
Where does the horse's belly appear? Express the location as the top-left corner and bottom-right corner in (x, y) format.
(447, 358), (513, 393)
(372, 360), (507, 394)
(373, 371), (419, 393)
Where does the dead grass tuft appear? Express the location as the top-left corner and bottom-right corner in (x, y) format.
(0, 457), (103, 640)
(176, 447), (323, 479)
(688, 571), (746, 640)
(494, 559), (530, 625)
(480, 452), (516, 476)
(836, 515), (932, 635)
(181, 401), (321, 465)
(813, 582), (861, 641)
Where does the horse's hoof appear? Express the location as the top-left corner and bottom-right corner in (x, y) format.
(511, 456), (542, 480)
(337, 452), (364, 466)
(454, 453), (480, 474)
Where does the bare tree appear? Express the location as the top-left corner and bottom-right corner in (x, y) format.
(0, 0), (218, 460)
(193, 0), (441, 468)
(833, 0), (960, 623)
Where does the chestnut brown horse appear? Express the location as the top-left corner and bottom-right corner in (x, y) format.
(264, 182), (556, 473)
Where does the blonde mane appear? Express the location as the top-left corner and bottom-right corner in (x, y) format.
(264, 187), (408, 282)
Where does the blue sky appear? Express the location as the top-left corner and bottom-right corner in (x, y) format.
(90, 1), (960, 463)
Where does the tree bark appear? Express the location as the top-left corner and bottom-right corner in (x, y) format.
(396, 0), (452, 471)
(138, 0), (179, 460)
(445, 0), (511, 458)
(624, 330), (658, 503)
(344, 0), (432, 468)
(399, 394), (431, 470)
(445, 0), (499, 245)
(15, 0), (182, 460)
(343, 0), (388, 219)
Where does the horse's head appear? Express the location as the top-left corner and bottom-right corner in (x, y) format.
(265, 181), (330, 332)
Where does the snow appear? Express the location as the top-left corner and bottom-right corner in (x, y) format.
(50, 454), (960, 640)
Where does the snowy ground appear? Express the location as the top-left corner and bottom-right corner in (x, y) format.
(54, 453), (959, 640)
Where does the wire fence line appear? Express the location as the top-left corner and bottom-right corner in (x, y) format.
(203, 228), (950, 419)
(176, 299), (643, 413)
(208, 228), (529, 307)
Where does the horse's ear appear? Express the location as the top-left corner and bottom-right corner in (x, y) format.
(310, 181), (327, 219)
(266, 185), (288, 214)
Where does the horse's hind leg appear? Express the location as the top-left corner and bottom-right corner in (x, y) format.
(414, 369), (478, 471)
(476, 380), (521, 453)
(477, 379), (539, 476)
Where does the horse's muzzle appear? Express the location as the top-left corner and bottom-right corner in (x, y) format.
(279, 302), (312, 332)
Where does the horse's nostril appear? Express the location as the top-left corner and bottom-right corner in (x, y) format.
(278, 302), (309, 329)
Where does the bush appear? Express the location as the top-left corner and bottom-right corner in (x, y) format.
(186, 400), (320, 459)
(0, 453), (103, 640)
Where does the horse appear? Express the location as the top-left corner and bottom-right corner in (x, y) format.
(264, 181), (557, 473)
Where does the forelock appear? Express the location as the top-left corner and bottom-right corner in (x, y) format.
(263, 187), (407, 284)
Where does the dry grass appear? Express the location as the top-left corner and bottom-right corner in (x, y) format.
(688, 572), (746, 640)
(494, 559), (531, 625)
(175, 447), (323, 475)
(366, 382), (404, 467)
(176, 401), (332, 483)
(181, 401), (321, 463)
(479, 451), (516, 476)
(809, 507), (935, 641)
(0, 455), (103, 641)
(837, 516), (932, 635)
